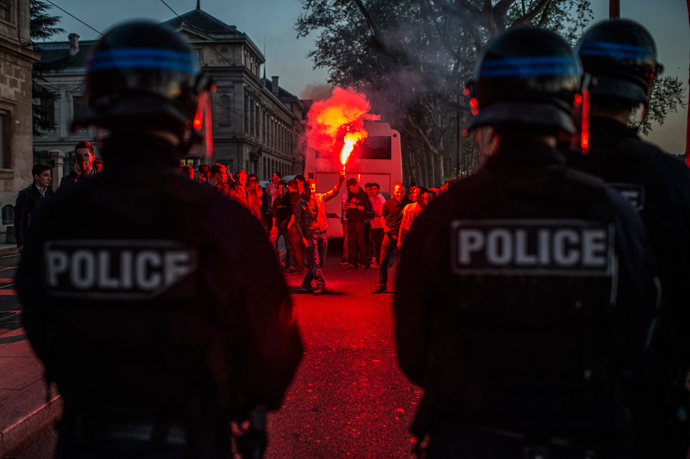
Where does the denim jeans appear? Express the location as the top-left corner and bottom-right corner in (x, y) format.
(302, 231), (328, 289)
(287, 226), (304, 272)
(347, 221), (367, 265)
(378, 232), (398, 288)
(276, 227), (293, 269)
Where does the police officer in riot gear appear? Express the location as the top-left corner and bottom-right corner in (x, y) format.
(568, 19), (690, 458)
(394, 27), (657, 458)
(16, 21), (302, 459)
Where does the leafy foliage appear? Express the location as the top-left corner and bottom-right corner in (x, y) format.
(30, 0), (65, 137)
(639, 76), (687, 136)
(297, 0), (683, 185)
(30, 0), (64, 41)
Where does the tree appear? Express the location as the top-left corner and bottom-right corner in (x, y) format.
(686, 0), (690, 166)
(640, 75), (686, 136)
(297, 0), (684, 185)
(30, 0), (65, 137)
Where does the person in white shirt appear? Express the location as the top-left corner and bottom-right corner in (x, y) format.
(369, 182), (386, 267)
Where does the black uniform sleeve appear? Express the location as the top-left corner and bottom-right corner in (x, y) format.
(393, 195), (450, 386)
(16, 193), (58, 365)
(607, 188), (658, 370)
(14, 188), (28, 246)
(206, 200), (303, 411)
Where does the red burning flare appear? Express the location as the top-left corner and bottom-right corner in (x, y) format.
(305, 87), (380, 170)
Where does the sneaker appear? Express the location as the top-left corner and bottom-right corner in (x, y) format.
(357, 264), (369, 270)
(301, 282), (314, 292)
(370, 262), (380, 268)
(312, 287), (325, 295)
(344, 264), (358, 270)
(284, 267), (295, 273)
(339, 259), (349, 265)
(372, 285), (386, 294)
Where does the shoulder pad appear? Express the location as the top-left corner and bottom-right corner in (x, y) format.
(616, 137), (656, 162)
(562, 168), (608, 190)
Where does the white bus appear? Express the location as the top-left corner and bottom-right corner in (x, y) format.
(304, 121), (403, 238)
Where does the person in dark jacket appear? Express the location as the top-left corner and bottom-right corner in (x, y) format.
(271, 180), (293, 272)
(293, 175), (344, 295)
(16, 21), (302, 459)
(208, 163), (231, 197)
(286, 179), (306, 275)
(343, 177), (372, 270)
(568, 19), (690, 458)
(394, 27), (657, 459)
(372, 183), (410, 294)
(57, 140), (97, 192)
(14, 163), (54, 253)
(197, 164), (211, 183)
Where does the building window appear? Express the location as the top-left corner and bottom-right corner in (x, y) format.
(218, 95), (232, 126)
(244, 94), (249, 134)
(2, 205), (13, 225)
(39, 97), (55, 128)
(250, 98), (255, 138)
(254, 104), (259, 139)
(0, 109), (9, 169)
(0, 0), (14, 24)
(72, 95), (85, 121)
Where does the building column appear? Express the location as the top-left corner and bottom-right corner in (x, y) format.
(50, 150), (64, 191)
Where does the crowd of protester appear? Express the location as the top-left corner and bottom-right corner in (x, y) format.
(177, 162), (458, 294)
(17, 140), (456, 276)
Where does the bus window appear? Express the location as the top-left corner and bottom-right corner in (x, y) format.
(315, 136), (392, 160)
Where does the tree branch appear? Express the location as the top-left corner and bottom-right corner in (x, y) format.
(350, 0), (386, 52)
(408, 113), (442, 157)
(511, 0), (552, 28)
(415, 0), (486, 28)
(455, 0), (482, 16)
(481, 0), (500, 36)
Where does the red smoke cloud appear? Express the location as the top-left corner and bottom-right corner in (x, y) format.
(305, 87), (380, 168)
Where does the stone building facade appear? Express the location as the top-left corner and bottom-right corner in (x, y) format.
(33, 7), (306, 181)
(0, 0), (39, 232)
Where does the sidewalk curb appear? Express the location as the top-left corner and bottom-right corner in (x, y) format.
(0, 380), (62, 455)
(0, 247), (18, 255)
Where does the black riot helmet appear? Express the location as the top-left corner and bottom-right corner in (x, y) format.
(576, 19), (662, 105)
(466, 27), (584, 134)
(73, 21), (213, 140)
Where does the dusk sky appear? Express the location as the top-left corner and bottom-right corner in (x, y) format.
(42, 0), (689, 155)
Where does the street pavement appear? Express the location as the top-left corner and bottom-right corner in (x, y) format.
(266, 252), (421, 458)
(0, 249), (63, 459)
(3, 247), (423, 458)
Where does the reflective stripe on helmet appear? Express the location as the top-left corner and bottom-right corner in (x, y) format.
(578, 41), (654, 60)
(479, 56), (581, 78)
(89, 48), (198, 72)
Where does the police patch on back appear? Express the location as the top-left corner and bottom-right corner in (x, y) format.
(610, 183), (645, 211)
(451, 219), (615, 276)
(43, 240), (198, 300)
